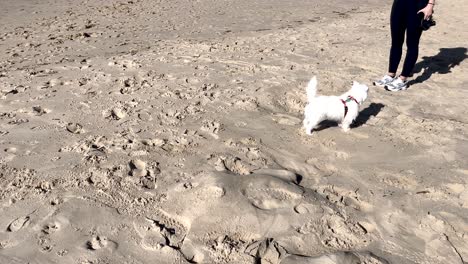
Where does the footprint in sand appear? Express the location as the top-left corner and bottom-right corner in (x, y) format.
(130, 159), (148, 177)
(377, 170), (418, 191)
(109, 59), (141, 70)
(7, 216), (30, 232)
(42, 222), (60, 235)
(233, 97), (259, 111)
(141, 232), (166, 251)
(133, 219), (166, 251)
(306, 158), (338, 177)
(242, 172), (303, 210)
(32, 106), (50, 116)
(214, 156), (253, 175)
(271, 113), (302, 126)
(119, 76), (142, 94)
(146, 209), (191, 248)
(87, 236), (107, 250)
(87, 235), (117, 251)
(194, 185), (226, 200)
(316, 214), (370, 251)
(200, 120), (222, 139)
(316, 185), (373, 212)
(66, 123), (84, 134)
(293, 203), (322, 215)
(252, 168), (302, 184)
(180, 238), (205, 263)
(245, 238), (287, 264)
(111, 107), (126, 120)
(282, 251), (389, 264)
(38, 236), (54, 252)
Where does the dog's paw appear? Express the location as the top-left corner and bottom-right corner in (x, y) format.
(342, 126), (350, 132)
(305, 129), (313, 135)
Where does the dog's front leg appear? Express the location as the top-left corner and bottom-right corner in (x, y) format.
(340, 121), (351, 132)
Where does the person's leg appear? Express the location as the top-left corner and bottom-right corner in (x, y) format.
(385, 3), (424, 91)
(388, 0), (407, 76)
(401, 9), (424, 78)
(374, 0), (408, 87)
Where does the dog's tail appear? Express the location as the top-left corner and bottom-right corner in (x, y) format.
(306, 76), (317, 102)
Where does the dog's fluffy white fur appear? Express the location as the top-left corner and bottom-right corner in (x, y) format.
(303, 76), (369, 134)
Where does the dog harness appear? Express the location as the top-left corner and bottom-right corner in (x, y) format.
(340, 96), (360, 118)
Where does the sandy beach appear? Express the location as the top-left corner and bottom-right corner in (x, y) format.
(1, 0), (467, 263)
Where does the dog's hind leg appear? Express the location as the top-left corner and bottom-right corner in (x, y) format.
(304, 122), (312, 135)
(304, 118), (320, 135)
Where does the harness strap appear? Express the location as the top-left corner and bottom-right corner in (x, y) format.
(346, 95), (360, 105)
(340, 99), (348, 117)
(341, 96), (360, 118)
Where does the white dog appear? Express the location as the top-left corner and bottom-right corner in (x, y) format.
(303, 76), (369, 134)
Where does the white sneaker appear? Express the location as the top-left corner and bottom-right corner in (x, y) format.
(373, 75), (395, 87)
(385, 78), (408, 92)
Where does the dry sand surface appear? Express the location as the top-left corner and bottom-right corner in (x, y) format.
(1, 0), (467, 263)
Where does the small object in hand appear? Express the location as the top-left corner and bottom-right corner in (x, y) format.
(421, 16), (436, 31)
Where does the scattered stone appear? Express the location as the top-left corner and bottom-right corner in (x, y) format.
(216, 156), (252, 175)
(181, 239), (204, 263)
(15, 86), (27, 93)
(132, 169), (147, 177)
(87, 170), (109, 188)
(131, 159), (146, 171)
(357, 221), (375, 234)
(87, 236), (108, 250)
(48, 78), (61, 87)
(8, 118), (29, 125)
(111, 108), (126, 120)
(4, 147), (17, 153)
(37, 181), (52, 193)
(50, 197), (63, 206)
(66, 123), (83, 134)
(131, 159), (147, 177)
(33, 106), (50, 115)
(245, 238), (286, 264)
(141, 175), (157, 189)
(42, 222), (60, 234)
(138, 112), (152, 121)
(294, 204), (309, 214)
(141, 232), (165, 250)
(142, 138), (165, 147)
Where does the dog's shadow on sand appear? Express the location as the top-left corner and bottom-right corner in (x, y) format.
(314, 103), (385, 131)
(408, 47), (467, 86)
(353, 103), (385, 128)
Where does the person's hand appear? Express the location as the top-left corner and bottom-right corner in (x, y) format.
(418, 5), (434, 20)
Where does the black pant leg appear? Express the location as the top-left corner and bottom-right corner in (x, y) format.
(388, 0), (407, 74)
(401, 4), (425, 76)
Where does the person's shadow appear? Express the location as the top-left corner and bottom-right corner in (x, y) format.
(408, 47), (467, 86)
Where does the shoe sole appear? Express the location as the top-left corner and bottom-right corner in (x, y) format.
(373, 78), (395, 87)
(384, 85), (407, 92)
(373, 81), (391, 87)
